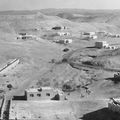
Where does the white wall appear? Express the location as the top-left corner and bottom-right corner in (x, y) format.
(0, 59), (20, 74)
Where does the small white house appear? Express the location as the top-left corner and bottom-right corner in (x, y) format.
(25, 87), (65, 101)
(91, 35), (98, 40)
(54, 39), (72, 44)
(82, 32), (95, 36)
(81, 32), (97, 40)
(95, 41), (109, 48)
(57, 32), (70, 36)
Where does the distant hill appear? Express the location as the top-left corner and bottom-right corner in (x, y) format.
(56, 12), (74, 19)
(56, 12), (115, 23)
(0, 9), (120, 34)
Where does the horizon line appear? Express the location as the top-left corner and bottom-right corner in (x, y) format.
(0, 8), (120, 12)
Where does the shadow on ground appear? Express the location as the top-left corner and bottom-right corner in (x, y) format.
(106, 77), (120, 84)
(86, 46), (96, 48)
(80, 108), (120, 120)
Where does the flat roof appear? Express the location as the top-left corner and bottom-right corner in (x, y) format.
(25, 87), (55, 93)
(96, 41), (107, 43)
(9, 100), (72, 120)
(9, 99), (108, 120)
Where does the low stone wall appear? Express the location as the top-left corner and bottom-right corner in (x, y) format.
(0, 59), (20, 74)
(0, 97), (5, 118)
(0, 97), (11, 120)
(0, 97), (6, 119)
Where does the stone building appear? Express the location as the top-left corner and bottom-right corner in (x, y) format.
(95, 41), (109, 48)
(26, 87), (58, 100)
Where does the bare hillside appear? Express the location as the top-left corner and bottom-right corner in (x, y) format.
(0, 9), (120, 120)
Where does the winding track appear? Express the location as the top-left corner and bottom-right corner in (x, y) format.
(69, 62), (120, 72)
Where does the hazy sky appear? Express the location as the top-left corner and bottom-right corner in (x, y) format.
(0, 0), (120, 11)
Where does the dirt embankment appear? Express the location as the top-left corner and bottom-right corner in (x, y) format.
(64, 48), (120, 72)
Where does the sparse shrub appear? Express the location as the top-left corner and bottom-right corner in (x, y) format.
(0, 89), (5, 93)
(62, 82), (76, 92)
(36, 81), (43, 87)
(3, 74), (7, 77)
(7, 84), (13, 90)
(82, 61), (93, 65)
(62, 58), (68, 63)
(50, 59), (56, 63)
(40, 78), (50, 87)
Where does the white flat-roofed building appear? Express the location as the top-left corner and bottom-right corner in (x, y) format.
(57, 32), (70, 36)
(82, 32), (96, 36)
(54, 39), (72, 44)
(91, 35), (98, 39)
(25, 87), (65, 101)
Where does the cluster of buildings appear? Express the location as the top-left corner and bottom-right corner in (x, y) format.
(80, 31), (120, 50)
(95, 31), (120, 38)
(95, 41), (118, 50)
(54, 30), (72, 45)
(17, 32), (38, 40)
(51, 26), (72, 44)
(80, 32), (98, 40)
(105, 33), (120, 38)
(81, 31), (120, 40)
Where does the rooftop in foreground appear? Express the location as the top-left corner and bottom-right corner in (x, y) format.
(9, 100), (73, 120)
(9, 99), (108, 120)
